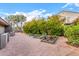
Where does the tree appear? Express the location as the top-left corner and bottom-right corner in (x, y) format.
(15, 15), (26, 31)
(73, 17), (79, 25)
(5, 15), (16, 31)
(5, 15), (26, 31)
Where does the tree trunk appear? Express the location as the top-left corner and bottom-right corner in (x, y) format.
(21, 22), (23, 31)
(16, 23), (19, 31)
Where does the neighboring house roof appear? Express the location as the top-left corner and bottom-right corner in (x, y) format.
(58, 10), (79, 24)
(58, 10), (79, 14)
(0, 17), (9, 26)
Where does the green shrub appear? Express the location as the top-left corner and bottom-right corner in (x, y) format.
(23, 15), (64, 36)
(37, 19), (47, 35)
(23, 15), (79, 46)
(73, 17), (79, 25)
(23, 18), (47, 35)
(23, 21), (31, 33)
(47, 15), (64, 36)
(23, 19), (39, 34)
(64, 25), (79, 45)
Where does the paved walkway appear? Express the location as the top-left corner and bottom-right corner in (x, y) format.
(0, 33), (79, 56)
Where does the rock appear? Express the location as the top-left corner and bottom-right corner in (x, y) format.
(41, 35), (58, 44)
(46, 35), (53, 40)
(39, 35), (47, 39)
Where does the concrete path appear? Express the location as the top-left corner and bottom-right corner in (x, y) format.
(0, 33), (79, 56)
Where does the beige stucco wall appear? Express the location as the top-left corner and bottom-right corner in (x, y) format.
(0, 25), (5, 34)
(58, 11), (79, 23)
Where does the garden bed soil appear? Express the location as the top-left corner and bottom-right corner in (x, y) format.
(41, 35), (58, 44)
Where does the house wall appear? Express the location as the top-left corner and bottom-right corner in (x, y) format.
(58, 11), (79, 23)
(0, 25), (5, 34)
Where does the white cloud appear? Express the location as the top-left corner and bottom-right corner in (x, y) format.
(28, 10), (46, 16)
(62, 3), (79, 8)
(75, 3), (79, 7)
(14, 12), (28, 17)
(62, 3), (71, 8)
(69, 7), (73, 10)
(4, 9), (51, 21)
(4, 13), (11, 16)
(43, 13), (52, 18)
(26, 10), (46, 21)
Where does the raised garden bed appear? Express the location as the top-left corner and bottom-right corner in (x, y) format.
(41, 35), (58, 44)
(28, 34), (58, 44)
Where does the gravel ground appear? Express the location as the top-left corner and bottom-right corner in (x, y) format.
(0, 33), (79, 56)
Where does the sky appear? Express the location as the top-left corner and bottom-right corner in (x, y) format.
(0, 3), (79, 21)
